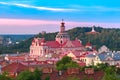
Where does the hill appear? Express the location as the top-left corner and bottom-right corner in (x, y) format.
(0, 35), (34, 43)
(1, 27), (120, 54)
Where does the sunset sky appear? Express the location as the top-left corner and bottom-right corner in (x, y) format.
(0, 0), (120, 34)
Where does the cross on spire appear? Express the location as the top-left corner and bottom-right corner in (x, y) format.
(60, 19), (65, 32)
(62, 19), (64, 23)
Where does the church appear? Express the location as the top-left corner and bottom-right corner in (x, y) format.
(29, 21), (84, 58)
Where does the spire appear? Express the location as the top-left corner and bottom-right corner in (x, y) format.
(61, 19), (65, 26)
(62, 19), (64, 23)
(60, 19), (65, 33)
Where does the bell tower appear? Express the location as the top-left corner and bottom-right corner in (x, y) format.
(56, 20), (70, 45)
(60, 19), (65, 33)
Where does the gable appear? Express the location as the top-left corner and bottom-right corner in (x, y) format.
(46, 41), (60, 48)
(63, 41), (75, 48)
(105, 56), (113, 61)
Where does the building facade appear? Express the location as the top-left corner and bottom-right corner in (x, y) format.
(30, 21), (84, 58)
(94, 52), (120, 67)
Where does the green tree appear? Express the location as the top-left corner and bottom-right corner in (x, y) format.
(65, 61), (79, 68)
(16, 69), (42, 80)
(16, 70), (34, 80)
(67, 76), (80, 80)
(102, 67), (119, 80)
(0, 72), (13, 80)
(56, 56), (79, 70)
(116, 68), (120, 74)
(44, 76), (50, 80)
(96, 63), (109, 71)
(33, 68), (42, 80)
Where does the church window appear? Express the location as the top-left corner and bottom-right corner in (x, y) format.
(61, 41), (62, 44)
(31, 50), (33, 54)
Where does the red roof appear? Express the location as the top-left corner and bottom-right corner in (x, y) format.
(86, 42), (92, 46)
(46, 41), (60, 48)
(8, 56), (25, 61)
(32, 38), (46, 46)
(71, 51), (81, 57)
(2, 62), (27, 73)
(72, 40), (83, 47)
(32, 38), (83, 48)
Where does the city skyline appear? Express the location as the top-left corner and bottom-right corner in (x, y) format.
(0, 0), (120, 34)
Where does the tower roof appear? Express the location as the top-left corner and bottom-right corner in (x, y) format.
(61, 19), (65, 27)
(60, 19), (65, 33)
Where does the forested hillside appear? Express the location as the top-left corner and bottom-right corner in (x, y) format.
(1, 27), (120, 54)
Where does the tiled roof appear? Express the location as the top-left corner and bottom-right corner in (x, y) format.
(51, 53), (60, 58)
(73, 51), (80, 57)
(98, 52), (120, 61)
(72, 40), (83, 47)
(29, 64), (54, 68)
(98, 53), (111, 61)
(61, 40), (83, 48)
(86, 54), (96, 57)
(113, 53), (120, 60)
(32, 38), (83, 48)
(2, 62), (27, 73)
(86, 42), (92, 46)
(8, 56), (25, 61)
(46, 40), (83, 48)
(46, 41), (60, 48)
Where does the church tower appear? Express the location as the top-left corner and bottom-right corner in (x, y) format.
(56, 20), (70, 45)
(60, 20), (65, 33)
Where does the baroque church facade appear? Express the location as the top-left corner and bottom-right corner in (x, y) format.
(29, 21), (84, 58)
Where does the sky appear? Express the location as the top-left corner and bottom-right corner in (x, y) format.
(0, 0), (120, 34)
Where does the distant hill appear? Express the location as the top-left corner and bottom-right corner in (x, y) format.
(0, 35), (34, 42)
(1, 27), (120, 54)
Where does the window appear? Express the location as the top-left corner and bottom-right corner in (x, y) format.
(36, 42), (37, 46)
(61, 41), (62, 44)
(45, 49), (46, 53)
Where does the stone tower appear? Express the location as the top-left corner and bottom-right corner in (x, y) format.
(56, 20), (70, 45)
(60, 19), (65, 33)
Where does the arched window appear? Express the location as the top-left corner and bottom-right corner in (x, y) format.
(45, 49), (46, 53)
(61, 40), (62, 44)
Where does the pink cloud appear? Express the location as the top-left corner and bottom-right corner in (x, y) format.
(0, 18), (120, 34)
(0, 18), (59, 26)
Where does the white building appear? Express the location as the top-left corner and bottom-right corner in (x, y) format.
(30, 21), (84, 59)
(98, 45), (110, 53)
(94, 52), (120, 67)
